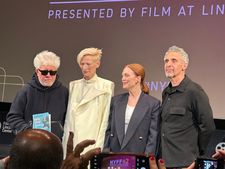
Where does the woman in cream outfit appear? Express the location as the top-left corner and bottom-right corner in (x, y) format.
(62, 48), (114, 156)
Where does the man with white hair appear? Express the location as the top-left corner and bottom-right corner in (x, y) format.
(160, 46), (215, 168)
(7, 50), (68, 138)
(63, 47), (114, 155)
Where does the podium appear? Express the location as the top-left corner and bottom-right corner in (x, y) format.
(0, 102), (64, 158)
(0, 102), (14, 158)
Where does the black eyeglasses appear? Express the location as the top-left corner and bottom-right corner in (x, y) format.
(38, 69), (57, 76)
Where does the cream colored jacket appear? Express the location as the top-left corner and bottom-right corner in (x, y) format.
(62, 74), (114, 156)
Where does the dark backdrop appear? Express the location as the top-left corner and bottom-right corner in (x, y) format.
(0, 0), (225, 119)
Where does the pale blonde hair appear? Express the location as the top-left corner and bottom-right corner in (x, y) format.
(77, 47), (102, 64)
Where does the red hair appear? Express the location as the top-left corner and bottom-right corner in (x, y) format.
(126, 63), (149, 94)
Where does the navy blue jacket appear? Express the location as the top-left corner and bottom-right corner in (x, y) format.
(104, 92), (161, 154)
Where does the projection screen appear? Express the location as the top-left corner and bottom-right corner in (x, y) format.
(0, 0), (225, 119)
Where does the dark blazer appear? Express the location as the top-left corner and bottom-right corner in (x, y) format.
(104, 92), (161, 154)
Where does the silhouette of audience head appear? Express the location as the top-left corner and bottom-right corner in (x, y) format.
(7, 129), (63, 169)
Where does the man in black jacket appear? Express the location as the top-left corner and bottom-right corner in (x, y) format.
(7, 50), (68, 138)
(160, 46), (215, 168)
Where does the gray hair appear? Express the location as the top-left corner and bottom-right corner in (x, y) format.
(33, 50), (60, 69)
(165, 45), (189, 64)
(77, 47), (102, 64)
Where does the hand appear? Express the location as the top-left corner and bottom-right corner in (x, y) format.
(212, 150), (225, 159)
(186, 162), (195, 169)
(149, 155), (196, 169)
(0, 156), (10, 169)
(61, 132), (101, 169)
(149, 155), (166, 169)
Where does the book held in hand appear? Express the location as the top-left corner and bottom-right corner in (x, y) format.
(32, 112), (51, 132)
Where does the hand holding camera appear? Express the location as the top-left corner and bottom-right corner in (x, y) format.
(195, 157), (224, 169)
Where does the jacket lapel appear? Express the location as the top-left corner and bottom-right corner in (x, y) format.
(115, 94), (128, 146)
(77, 87), (108, 108)
(121, 93), (148, 149)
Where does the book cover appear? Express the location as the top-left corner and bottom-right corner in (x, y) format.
(32, 112), (51, 132)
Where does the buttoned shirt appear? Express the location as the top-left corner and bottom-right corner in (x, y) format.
(161, 76), (215, 167)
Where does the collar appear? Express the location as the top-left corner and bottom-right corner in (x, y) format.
(165, 75), (190, 94)
(83, 74), (98, 84)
